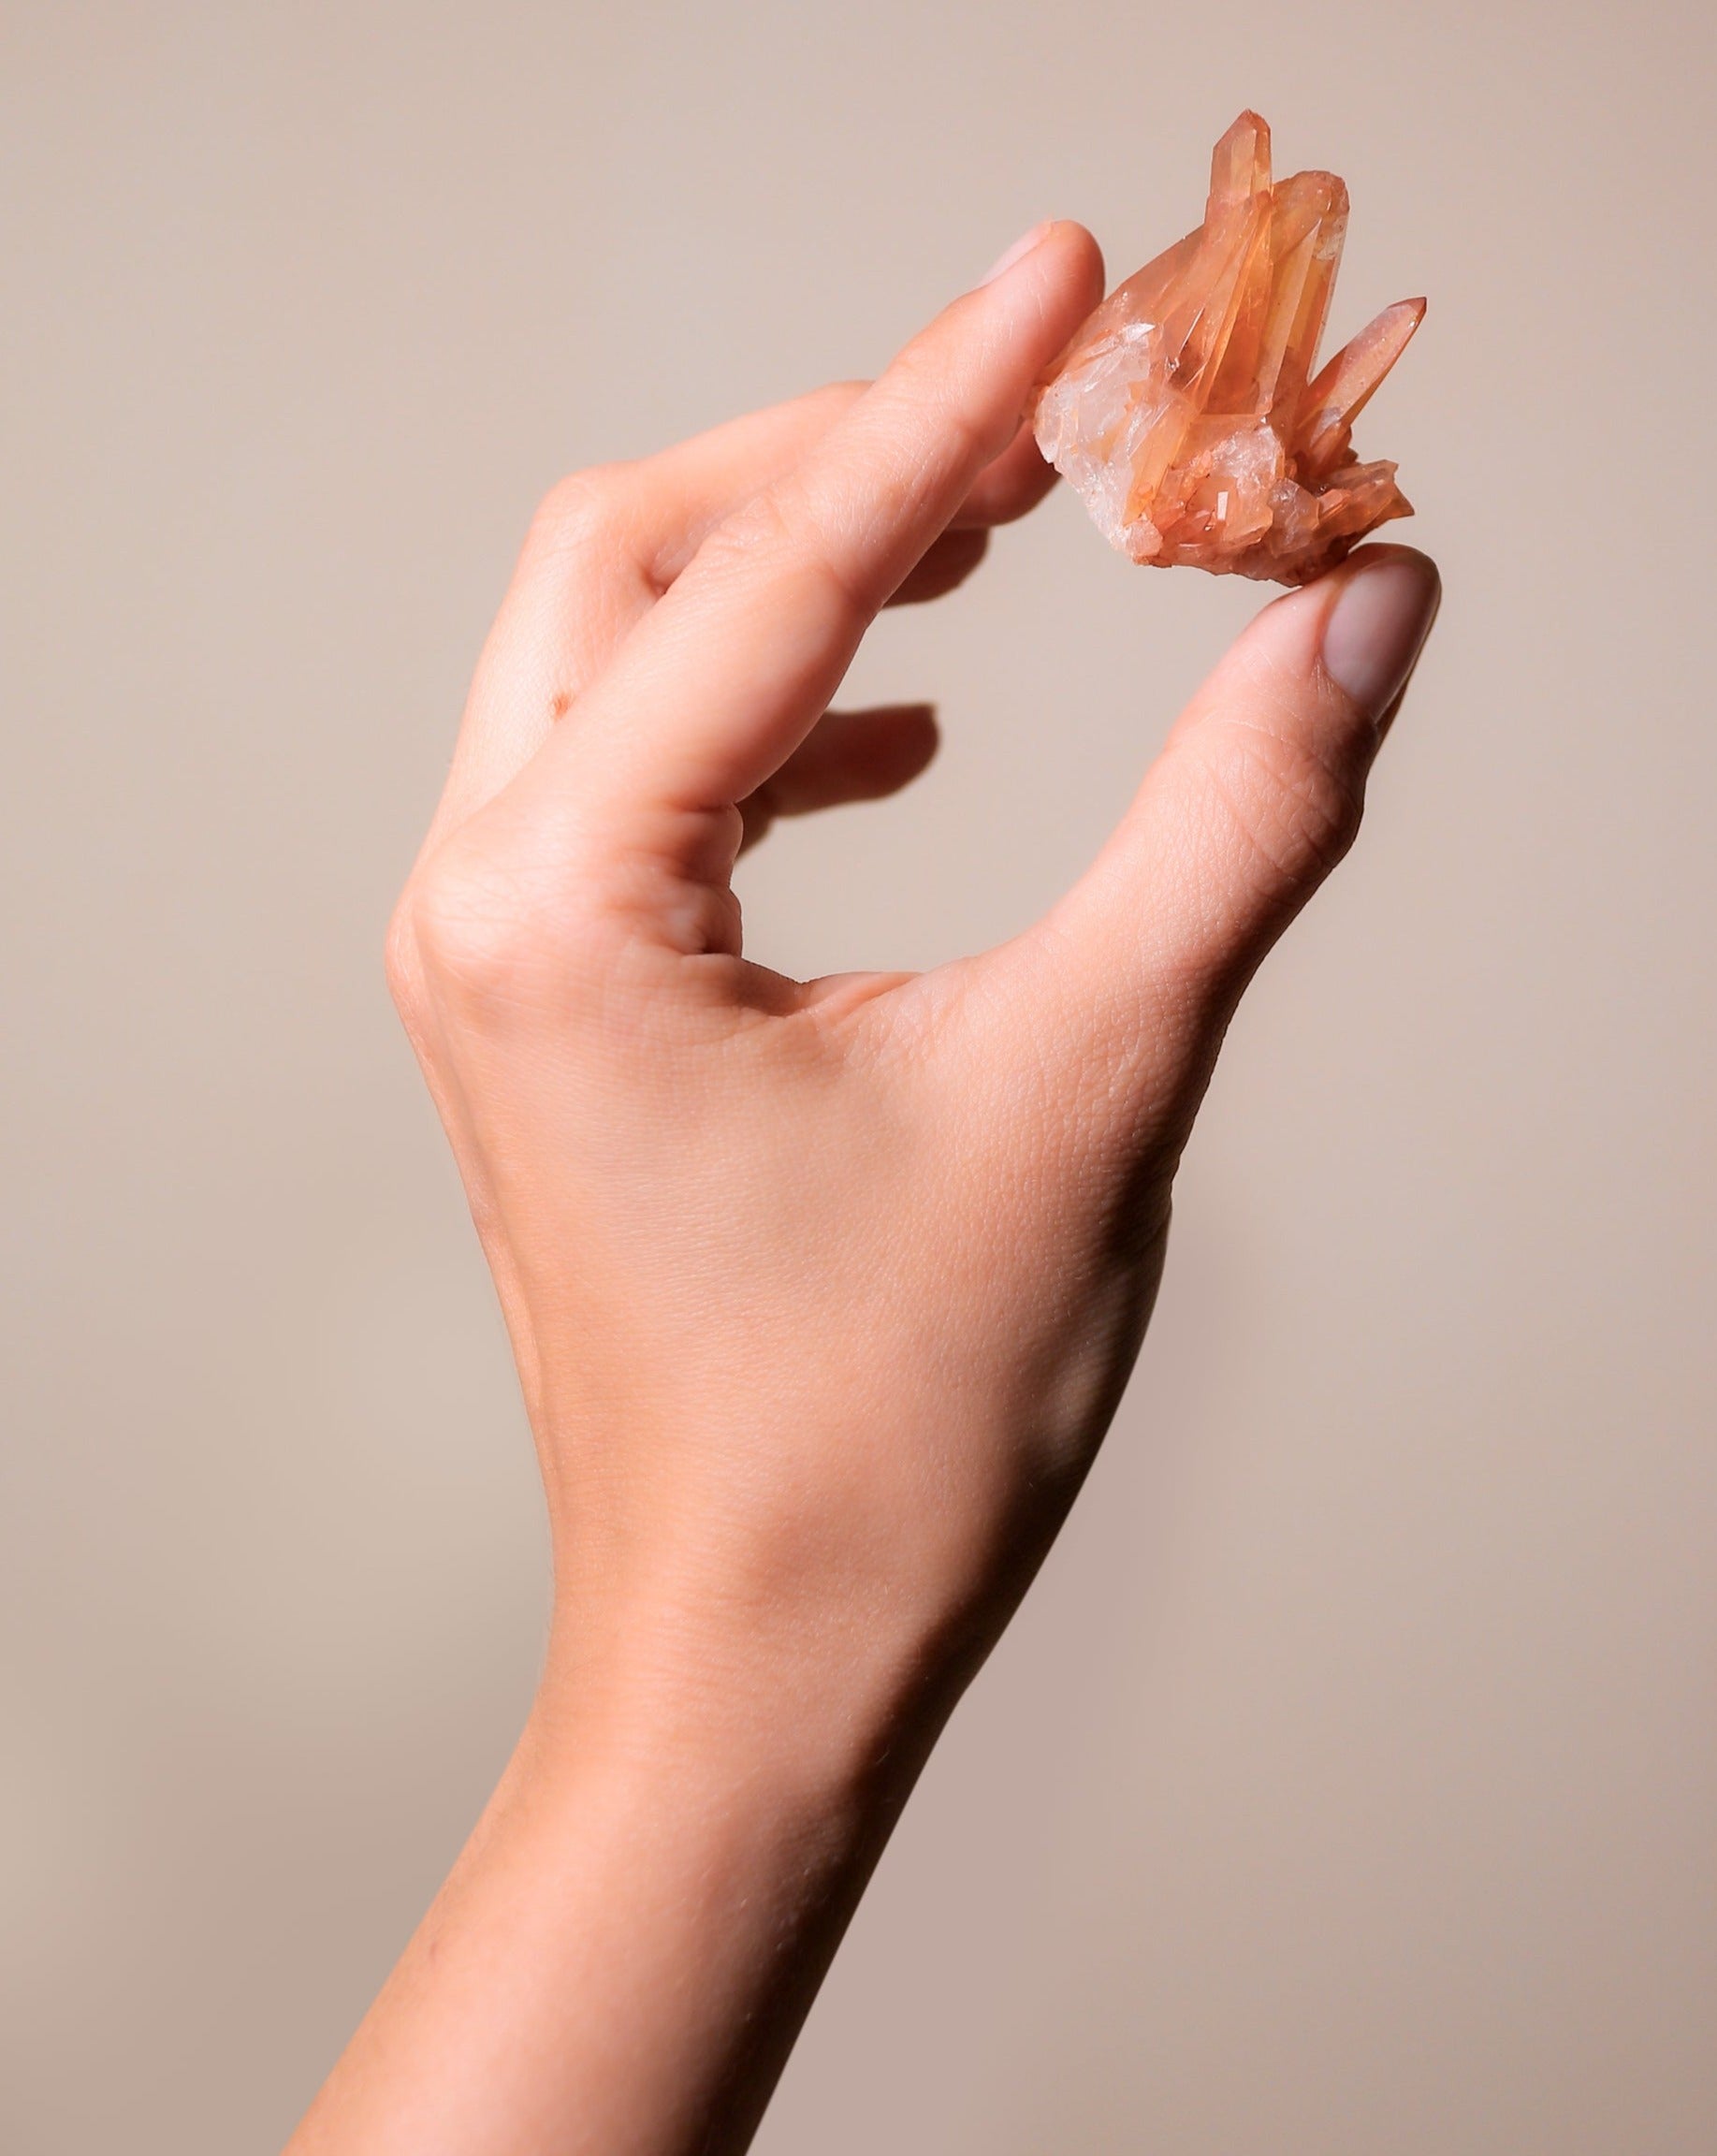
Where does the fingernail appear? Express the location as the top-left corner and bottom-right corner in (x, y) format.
(1320, 552), (1442, 722)
(979, 219), (1055, 286)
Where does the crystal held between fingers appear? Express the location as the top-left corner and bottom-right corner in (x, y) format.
(1031, 111), (1424, 585)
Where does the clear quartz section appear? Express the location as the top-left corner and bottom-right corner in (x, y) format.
(1031, 113), (1424, 584)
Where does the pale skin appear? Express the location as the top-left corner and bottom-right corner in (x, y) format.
(285, 220), (1440, 2155)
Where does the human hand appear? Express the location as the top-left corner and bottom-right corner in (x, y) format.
(294, 220), (1439, 2156)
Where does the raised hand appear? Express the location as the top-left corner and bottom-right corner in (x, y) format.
(291, 220), (1438, 2156)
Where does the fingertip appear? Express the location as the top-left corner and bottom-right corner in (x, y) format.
(978, 220), (1057, 287)
(968, 219), (1107, 355)
(1217, 543), (1442, 717)
(952, 226), (1103, 528)
(1051, 219), (1107, 312)
(1025, 221), (1108, 329)
(1314, 546), (1442, 725)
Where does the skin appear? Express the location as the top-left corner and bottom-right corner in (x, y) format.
(285, 221), (1439, 2156)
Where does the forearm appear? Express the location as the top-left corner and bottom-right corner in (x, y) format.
(286, 1596), (939, 2156)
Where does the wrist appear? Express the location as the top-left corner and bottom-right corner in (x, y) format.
(531, 1570), (950, 1828)
(298, 1588), (923, 2156)
(529, 1409), (1016, 1809)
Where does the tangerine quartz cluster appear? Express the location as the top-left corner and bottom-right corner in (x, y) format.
(1031, 112), (1424, 584)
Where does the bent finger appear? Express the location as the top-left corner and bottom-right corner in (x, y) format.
(441, 393), (1062, 847)
(509, 223), (1106, 905)
(432, 386), (871, 843)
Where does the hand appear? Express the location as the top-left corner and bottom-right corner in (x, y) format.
(290, 221), (1439, 2156)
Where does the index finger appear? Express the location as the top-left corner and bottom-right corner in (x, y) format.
(507, 224), (1105, 881)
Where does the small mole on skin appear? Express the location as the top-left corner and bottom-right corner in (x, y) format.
(550, 691), (572, 721)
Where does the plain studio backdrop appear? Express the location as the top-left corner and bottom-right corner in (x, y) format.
(4, 3), (1715, 2149)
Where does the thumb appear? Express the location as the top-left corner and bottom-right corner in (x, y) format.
(993, 545), (1441, 1129)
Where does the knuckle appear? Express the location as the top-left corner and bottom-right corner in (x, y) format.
(524, 464), (634, 567)
(1219, 720), (1366, 889)
(699, 481), (795, 569)
(383, 897), (425, 1018)
(396, 850), (568, 1012)
(702, 484), (879, 626)
(806, 378), (869, 416)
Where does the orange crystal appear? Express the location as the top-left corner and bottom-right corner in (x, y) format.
(1031, 112), (1424, 584)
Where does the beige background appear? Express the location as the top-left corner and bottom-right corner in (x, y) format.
(5, 2), (1715, 2149)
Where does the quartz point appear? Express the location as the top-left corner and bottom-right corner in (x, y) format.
(1031, 112), (1424, 584)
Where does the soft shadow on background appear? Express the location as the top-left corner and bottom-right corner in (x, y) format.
(4, 4), (1715, 2149)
